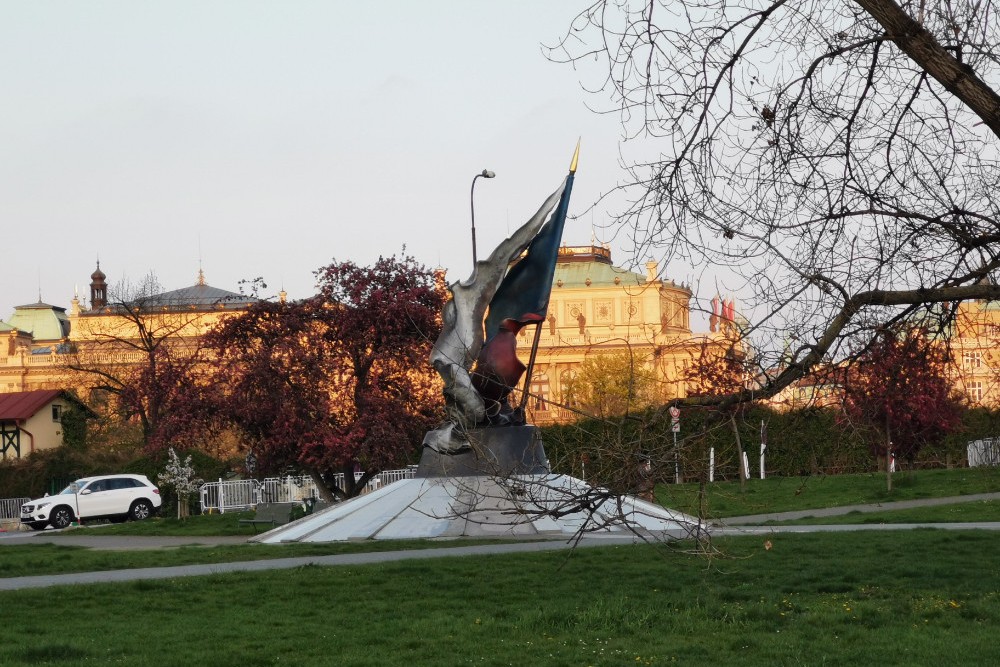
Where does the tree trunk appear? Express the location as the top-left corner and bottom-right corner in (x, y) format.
(309, 469), (336, 502)
(177, 493), (190, 519)
(854, 0), (1000, 140)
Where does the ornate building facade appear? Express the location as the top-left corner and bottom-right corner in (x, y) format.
(0, 263), (256, 397)
(949, 297), (1000, 407)
(2, 252), (748, 427)
(516, 245), (742, 424)
(765, 298), (1000, 412)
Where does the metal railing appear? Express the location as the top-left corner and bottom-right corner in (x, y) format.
(258, 475), (320, 504)
(199, 468), (417, 514)
(199, 479), (258, 514)
(0, 497), (30, 520)
(968, 438), (1000, 467)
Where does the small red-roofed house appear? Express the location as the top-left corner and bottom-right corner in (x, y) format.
(0, 390), (91, 460)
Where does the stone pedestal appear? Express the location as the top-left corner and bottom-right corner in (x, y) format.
(252, 425), (703, 544)
(415, 425), (548, 478)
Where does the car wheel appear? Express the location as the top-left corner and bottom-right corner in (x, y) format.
(129, 500), (153, 521)
(50, 506), (74, 529)
(28, 521), (47, 531)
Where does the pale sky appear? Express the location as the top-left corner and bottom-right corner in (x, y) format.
(1, 2), (678, 321)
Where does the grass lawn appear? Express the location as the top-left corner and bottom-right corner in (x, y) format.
(771, 499), (1000, 525)
(24, 467), (1000, 541)
(657, 466), (1000, 518)
(1, 530), (998, 666)
(0, 538), (536, 579)
(64, 511), (263, 536)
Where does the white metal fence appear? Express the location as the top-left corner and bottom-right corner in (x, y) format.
(0, 497), (30, 520)
(199, 468), (417, 514)
(968, 438), (1000, 467)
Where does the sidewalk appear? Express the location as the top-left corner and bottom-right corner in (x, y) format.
(718, 491), (1000, 525)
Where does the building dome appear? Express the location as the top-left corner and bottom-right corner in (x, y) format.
(8, 302), (71, 340)
(91, 264), (106, 282)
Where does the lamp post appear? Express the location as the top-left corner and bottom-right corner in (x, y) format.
(470, 169), (495, 265)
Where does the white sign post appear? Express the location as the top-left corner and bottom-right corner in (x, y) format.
(760, 420), (767, 480)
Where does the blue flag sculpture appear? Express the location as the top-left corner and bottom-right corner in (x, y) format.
(483, 161), (576, 340)
(424, 144), (578, 453)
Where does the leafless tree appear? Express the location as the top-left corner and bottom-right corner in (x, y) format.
(65, 272), (216, 447)
(549, 0), (1000, 401)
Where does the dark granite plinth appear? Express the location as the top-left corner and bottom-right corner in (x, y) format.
(416, 425), (549, 478)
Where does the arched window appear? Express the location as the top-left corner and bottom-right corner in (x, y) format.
(529, 373), (550, 412)
(559, 368), (579, 410)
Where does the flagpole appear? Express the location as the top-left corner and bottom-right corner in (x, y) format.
(518, 321), (545, 411)
(518, 141), (579, 415)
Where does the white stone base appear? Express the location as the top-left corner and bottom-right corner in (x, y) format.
(251, 474), (705, 543)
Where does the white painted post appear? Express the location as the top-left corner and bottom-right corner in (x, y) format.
(760, 420), (767, 480)
(709, 447), (715, 482)
(742, 452), (751, 480)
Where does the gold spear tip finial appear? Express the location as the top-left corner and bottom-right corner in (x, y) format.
(569, 138), (581, 174)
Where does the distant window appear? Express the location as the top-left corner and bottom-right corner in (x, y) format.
(968, 381), (984, 403)
(530, 375), (550, 411)
(560, 369), (579, 410)
(964, 351), (983, 369)
(51, 405), (63, 422)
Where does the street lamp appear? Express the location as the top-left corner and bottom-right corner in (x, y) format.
(470, 169), (495, 265)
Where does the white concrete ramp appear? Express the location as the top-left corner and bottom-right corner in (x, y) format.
(251, 474), (704, 544)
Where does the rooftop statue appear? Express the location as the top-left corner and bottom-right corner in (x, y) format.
(424, 145), (578, 454)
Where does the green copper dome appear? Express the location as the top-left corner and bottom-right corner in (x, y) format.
(7, 302), (71, 341)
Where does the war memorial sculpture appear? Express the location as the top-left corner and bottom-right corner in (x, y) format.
(419, 146), (578, 474)
(255, 148), (701, 543)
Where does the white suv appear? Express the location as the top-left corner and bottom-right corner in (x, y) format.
(20, 474), (162, 530)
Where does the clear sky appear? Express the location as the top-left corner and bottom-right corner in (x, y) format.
(1, 2), (674, 321)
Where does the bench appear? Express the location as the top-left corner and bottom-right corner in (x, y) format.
(239, 502), (297, 533)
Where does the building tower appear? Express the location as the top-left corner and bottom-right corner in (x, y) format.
(90, 261), (107, 310)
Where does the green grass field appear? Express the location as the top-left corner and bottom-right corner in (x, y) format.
(0, 538), (526, 579)
(31, 466), (1000, 543)
(65, 510), (263, 536)
(657, 466), (1000, 518)
(2, 531), (998, 666)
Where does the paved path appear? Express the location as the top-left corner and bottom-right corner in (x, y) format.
(714, 522), (1000, 536)
(2, 492), (999, 592)
(718, 491), (1000, 525)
